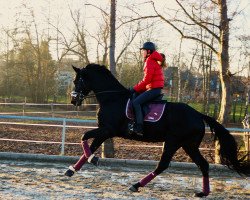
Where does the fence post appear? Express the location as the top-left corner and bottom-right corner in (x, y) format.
(60, 118), (66, 155)
(76, 106), (79, 116)
(214, 140), (221, 164)
(242, 114), (250, 161)
(51, 103), (54, 118)
(23, 97), (26, 116)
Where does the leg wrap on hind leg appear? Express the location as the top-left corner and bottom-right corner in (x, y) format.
(139, 172), (157, 187)
(202, 176), (210, 195)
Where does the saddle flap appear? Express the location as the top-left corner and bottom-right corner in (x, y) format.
(126, 99), (166, 122)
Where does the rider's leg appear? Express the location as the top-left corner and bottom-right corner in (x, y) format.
(131, 101), (143, 134)
(130, 140), (179, 191)
(132, 88), (162, 134)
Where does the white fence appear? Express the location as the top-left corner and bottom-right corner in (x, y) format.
(0, 102), (98, 117)
(0, 102), (249, 160)
(0, 115), (249, 159)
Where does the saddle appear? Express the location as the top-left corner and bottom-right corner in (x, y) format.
(126, 95), (167, 122)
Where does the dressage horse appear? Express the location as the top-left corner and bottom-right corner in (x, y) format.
(65, 64), (249, 197)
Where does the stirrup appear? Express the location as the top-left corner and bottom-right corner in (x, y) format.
(128, 122), (143, 136)
(128, 122), (135, 132)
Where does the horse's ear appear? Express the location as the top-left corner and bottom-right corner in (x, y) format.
(72, 65), (80, 73)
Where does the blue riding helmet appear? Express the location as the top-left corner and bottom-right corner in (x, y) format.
(140, 42), (156, 51)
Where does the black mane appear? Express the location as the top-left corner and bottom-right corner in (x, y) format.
(84, 63), (127, 92)
(85, 63), (109, 72)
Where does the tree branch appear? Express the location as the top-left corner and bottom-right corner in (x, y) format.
(116, 27), (139, 64)
(85, 3), (108, 16)
(210, 0), (218, 5)
(117, 15), (158, 30)
(175, 0), (220, 41)
(151, 1), (218, 54)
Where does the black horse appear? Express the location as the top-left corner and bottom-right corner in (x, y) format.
(65, 64), (249, 197)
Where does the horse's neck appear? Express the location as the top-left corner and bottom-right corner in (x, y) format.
(95, 90), (129, 106)
(89, 69), (129, 106)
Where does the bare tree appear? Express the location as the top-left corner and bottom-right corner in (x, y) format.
(109, 0), (116, 75)
(155, 0), (233, 124)
(121, 0), (234, 124)
(238, 35), (250, 118)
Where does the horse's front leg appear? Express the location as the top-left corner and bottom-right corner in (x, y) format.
(65, 127), (110, 177)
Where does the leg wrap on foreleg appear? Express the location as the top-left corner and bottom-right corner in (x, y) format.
(73, 154), (88, 171)
(82, 140), (99, 166)
(139, 172), (157, 187)
(82, 140), (92, 158)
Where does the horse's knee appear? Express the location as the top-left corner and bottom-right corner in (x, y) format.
(81, 132), (90, 141)
(81, 129), (99, 141)
(81, 127), (112, 141)
(81, 134), (85, 141)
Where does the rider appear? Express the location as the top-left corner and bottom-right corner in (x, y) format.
(130, 42), (165, 135)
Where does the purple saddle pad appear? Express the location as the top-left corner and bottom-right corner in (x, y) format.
(126, 99), (166, 122)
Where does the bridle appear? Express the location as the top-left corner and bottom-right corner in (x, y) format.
(71, 77), (128, 103)
(71, 90), (127, 101)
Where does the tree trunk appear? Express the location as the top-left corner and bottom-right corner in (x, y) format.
(206, 47), (213, 115)
(102, 0), (116, 158)
(217, 0), (231, 125)
(109, 0), (116, 76)
(201, 43), (207, 114)
(177, 38), (183, 102)
(244, 61), (250, 117)
(214, 0), (232, 164)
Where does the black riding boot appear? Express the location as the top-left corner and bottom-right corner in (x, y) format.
(132, 105), (144, 136)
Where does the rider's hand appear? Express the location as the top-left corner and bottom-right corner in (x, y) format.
(129, 87), (135, 94)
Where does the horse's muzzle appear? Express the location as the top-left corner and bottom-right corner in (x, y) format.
(71, 91), (83, 106)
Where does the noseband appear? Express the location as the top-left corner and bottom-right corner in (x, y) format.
(71, 76), (128, 104)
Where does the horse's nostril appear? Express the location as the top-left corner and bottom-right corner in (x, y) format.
(71, 100), (76, 106)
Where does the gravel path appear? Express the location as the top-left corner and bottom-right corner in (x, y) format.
(0, 160), (249, 200)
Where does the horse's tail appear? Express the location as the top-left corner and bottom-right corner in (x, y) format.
(201, 114), (250, 176)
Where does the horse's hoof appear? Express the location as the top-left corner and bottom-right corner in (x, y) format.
(88, 154), (99, 166)
(129, 185), (139, 192)
(65, 166), (76, 177)
(194, 192), (209, 197)
(65, 169), (75, 177)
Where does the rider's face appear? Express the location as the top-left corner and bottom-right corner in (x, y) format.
(141, 49), (147, 58)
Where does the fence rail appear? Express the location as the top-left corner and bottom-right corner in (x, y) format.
(0, 115), (249, 158)
(0, 102), (98, 117)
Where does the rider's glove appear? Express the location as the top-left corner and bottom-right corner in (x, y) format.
(129, 87), (135, 94)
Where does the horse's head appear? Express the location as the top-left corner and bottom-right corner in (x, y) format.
(71, 65), (91, 106)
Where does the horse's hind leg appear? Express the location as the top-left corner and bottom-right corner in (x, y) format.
(183, 145), (210, 197)
(129, 141), (179, 192)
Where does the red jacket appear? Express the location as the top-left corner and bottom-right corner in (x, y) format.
(133, 51), (164, 93)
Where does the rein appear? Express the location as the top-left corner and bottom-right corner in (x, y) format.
(71, 90), (128, 101)
(83, 90), (128, 99)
